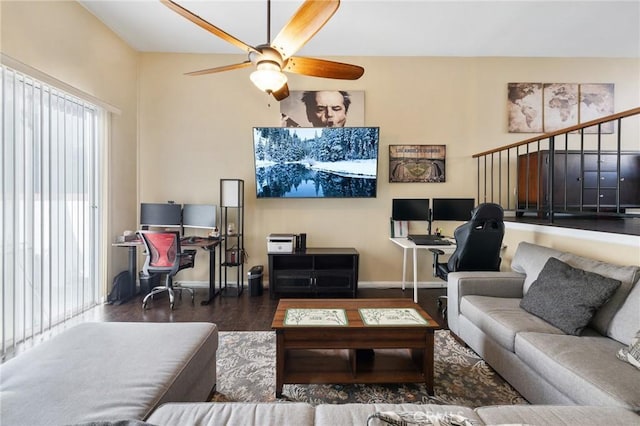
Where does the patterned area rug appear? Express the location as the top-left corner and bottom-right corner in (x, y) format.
(211, 330), (528, 407)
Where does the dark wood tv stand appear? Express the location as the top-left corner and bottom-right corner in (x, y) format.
(268, 248), (359, 299)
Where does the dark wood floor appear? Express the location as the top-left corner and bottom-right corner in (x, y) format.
(94, 286), (449, 331)
(3, 287), (447, 362)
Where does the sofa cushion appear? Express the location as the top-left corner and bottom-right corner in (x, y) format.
(146, 402), (315, 426)
(519, 257), (621, 335)
(617, 329), (640, 370)
(510, 242), (564, 293)
(313, 404), (482, 426)
(607, 279), (640, 345)
(460, 296), (564, 352)
(475, 405), (640, 426)
(515, 332), (640, 410)
(0, 322), (218, 425)
(557, 252), (640, 336)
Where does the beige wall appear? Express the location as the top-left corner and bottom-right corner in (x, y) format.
(139, 54), (640, 283)
(501, 224), (640, 271)
(2, 1), (638, 291)
(1, 1), (139, 289)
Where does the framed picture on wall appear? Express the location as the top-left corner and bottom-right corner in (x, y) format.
(543, 83), (579, 132)
(389, 145), (446, 183)
(508, 82), (543, 133)
(579, 83), (615, 134)
(279, 90), (365, 128)
(508, 82), (616, 134)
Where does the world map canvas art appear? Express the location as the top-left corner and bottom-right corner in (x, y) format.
(580, 83), (615, 134)
(508, 83), (543, 133)
(543, 83), (579, 132)
(507, 82), (614, 134)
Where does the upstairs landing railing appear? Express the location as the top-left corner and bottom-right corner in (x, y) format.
(473, 107), (640, 222)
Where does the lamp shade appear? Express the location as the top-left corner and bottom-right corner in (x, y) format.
(250, 62), (287, 93)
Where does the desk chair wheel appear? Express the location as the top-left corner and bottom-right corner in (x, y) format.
(179, 287), (195, 305)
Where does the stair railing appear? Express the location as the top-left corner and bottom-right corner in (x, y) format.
(473, 107), (640, 222)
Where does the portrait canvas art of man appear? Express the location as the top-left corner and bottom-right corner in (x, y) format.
(280, 90), (365, 128)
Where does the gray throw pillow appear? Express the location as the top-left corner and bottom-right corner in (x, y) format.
(520, 257), (621, 335)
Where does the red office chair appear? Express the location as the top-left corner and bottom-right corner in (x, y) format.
(138, 230), (196, 310)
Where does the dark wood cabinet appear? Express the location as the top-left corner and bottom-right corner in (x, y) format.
(518, 151), (640, 213)
(268, 248), (359, 299)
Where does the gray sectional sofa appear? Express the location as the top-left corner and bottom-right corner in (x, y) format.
(146, 401), (640, 425)
(447, 241), (640, 411)
(2, 245), (639, 426)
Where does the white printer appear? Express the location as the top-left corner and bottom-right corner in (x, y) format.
(267, 233), (295, 254)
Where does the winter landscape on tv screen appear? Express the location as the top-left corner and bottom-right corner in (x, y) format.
(253, 127), (379, 198)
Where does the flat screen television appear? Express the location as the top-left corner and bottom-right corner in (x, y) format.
(140, 203), (182, 228)
(432, 198), (475, 221)
(182, 204), (217, 229)
(253, 127), (379, 198)
(392, 198), (430, 221)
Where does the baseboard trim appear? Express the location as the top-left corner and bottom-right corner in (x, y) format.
(176, 280), (447, 290)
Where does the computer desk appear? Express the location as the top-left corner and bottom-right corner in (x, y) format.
(112, 237), (223, 305)
(389, 237), (456, 303)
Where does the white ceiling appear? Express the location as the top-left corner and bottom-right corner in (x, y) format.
(78, 0), (640, 58)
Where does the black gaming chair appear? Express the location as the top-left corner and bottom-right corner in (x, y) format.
(429, 203), (505, 314)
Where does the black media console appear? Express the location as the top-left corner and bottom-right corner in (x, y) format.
(268, 248), (359, 299)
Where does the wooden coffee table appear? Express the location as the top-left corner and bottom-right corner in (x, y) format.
(271, 298), (440, 397)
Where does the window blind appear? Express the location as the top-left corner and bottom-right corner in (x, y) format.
(1, 64), (103, 360)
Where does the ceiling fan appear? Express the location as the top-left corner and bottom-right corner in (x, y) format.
(160, 0), (364, 101)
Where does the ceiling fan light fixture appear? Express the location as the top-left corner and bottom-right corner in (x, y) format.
(250, 61), (287, 93)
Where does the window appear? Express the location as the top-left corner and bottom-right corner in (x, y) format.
(1, 64), (103, 360)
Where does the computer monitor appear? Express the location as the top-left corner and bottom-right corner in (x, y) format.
(392, 199), (430, 221)
(140, 203), (182, 228)
(432, 198), (475, 222)
(182, 204), (217, 230)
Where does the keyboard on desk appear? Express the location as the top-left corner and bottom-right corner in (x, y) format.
(407, 234), (452, 246)
(180, 236), (219, 245)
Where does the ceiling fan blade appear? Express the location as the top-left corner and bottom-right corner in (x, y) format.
(271, 0), (340, 60)
(272, 83), (290, 101)
(283, 57), (364, 80)
(160, 0), (258, 54)
(185, 61), (252, 76)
